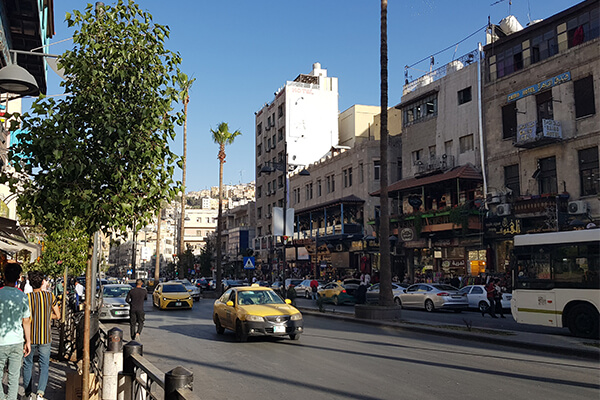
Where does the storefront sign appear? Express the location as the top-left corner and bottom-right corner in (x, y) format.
(442, 259), (466, 268)
(485, 217), (522, 236)
(403, 239), (428, 248)
(399, 227), (416, 242)
(507, 71), (571, 103)
(349, 241), (363, 252)
(432, 238), (458, 247)
(293, 238), (313, 246)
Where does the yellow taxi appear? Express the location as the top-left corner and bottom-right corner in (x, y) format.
(152, 282), (193, 310)
(213, 284), (303, 342)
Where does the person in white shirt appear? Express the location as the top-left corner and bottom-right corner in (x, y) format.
(75, 281), (85, 308)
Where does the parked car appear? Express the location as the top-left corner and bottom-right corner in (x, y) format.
(98, 284), (131, 321)
(171, 279), (201, 301)
(222, 279), (247, 292)
(457, 285), (512, 312)
(294, 279), (325, 299)
(365, 282), (410, 305)
(152, 282), (193, 310)
(317, 281), (357, 305)
(195, 277), (215, 291)
(284, 278), (303, 291)
(213, 284), (303, 341)
(397, 283), (468, 312)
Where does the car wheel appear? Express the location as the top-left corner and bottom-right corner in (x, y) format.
(333, 295), (339, 306)
(567, 304), (599, 339)
(478, 301), (490, 313)
(214, 316), (225, 335)
(394, 297), (402, 308)
(235, 320), (247, 342)
(289, 334), (300, 340)
(425, 299), (435, 312)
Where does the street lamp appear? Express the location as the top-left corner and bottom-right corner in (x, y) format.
(0, 50), (59, 97)
(260, 141), (309, 292)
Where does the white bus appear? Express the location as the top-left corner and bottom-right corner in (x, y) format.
(511, 229), (599, 338)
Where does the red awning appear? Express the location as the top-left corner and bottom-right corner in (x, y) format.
(371, 164), (483, 196)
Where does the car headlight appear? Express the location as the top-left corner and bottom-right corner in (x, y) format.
(103, 304), (113, 308)
(245, 315), (264, 322)
(290, 313), (303, 321)
(163, 297), (167, 301)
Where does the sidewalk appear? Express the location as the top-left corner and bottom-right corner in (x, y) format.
(296, 301), (600, 360)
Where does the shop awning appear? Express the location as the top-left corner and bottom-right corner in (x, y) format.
(371, 164), (483, 196)
(295, 195), (365, 215)
(0, 217), (40, 263)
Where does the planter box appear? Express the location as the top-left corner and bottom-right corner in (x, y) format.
(355, 304), (402, 320)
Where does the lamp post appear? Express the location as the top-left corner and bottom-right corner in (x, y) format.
(260, 141), (309, 294)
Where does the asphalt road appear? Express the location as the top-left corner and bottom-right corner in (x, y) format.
(101, 298), (599, 400)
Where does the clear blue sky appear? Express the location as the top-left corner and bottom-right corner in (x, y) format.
(33, 0), (578, 192)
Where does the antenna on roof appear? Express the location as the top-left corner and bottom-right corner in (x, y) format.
(491, 0), (512, 14)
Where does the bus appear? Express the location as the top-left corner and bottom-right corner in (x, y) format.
(511, 229), (599, 338)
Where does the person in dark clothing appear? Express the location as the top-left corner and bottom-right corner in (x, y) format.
(126, 279), (147, 340)
(483, 280), (498, 318)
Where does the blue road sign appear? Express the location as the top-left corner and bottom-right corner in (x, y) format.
(243, 256), (256, 270)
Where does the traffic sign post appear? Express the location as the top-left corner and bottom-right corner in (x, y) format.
(243, 256), (256, 270)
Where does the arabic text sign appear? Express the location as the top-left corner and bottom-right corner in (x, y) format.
(507, 71), (571, 103)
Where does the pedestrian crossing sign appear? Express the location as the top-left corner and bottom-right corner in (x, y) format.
(243, 256), (256, 270)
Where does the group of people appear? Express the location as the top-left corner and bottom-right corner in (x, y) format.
(0, 262), (60, 400)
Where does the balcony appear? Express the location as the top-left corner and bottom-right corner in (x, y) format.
(513, 194), (569, 217)
(391, 206), (483, 234)
(415, 155), (455, 177)
(514, 119), (563, 148)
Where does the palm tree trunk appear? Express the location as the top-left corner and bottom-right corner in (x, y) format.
(154, 208), (162, 288)
(216, 146), (224, 296)
(378, 0), (393, 307)
(179, 98), (188, 262)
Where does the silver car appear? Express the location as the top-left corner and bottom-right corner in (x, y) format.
(398, 283), (468, 312)
(99, 284), (132, 320)
(365, 282), (410, 305)
(294, 279), (325, 298)
(457, 285), (512, 312)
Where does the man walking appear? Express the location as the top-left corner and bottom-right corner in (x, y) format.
(126, 279), (147, 341)
(23, 271), (60, 400)
(0, 262), (31, 400)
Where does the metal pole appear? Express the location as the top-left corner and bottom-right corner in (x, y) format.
(91, 231), (99, 311)
(132, 223), (137, 279)
(282, 140), (287, 295)
(164, 366), (193, 400)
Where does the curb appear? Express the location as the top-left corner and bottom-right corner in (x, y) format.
(297, 307), (600, 361)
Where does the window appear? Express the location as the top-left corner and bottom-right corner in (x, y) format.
(278, 104), (284, 118)
(257, 123), (262, 136)
(502, 103), (517, 140)
(330, 174), (335, 192)
(579, 147), (599, 196)
(497, 44), (523, 78)
(538, 156), (557, 194)
(396, 157), (402, 181)
(530, 29), (559, 65)
(277, 175), (283, 189)
(257, 144), (262, 156)
(458, 87), (472, 105)
(267, 137), (271, 149)
(536, 90), (553, 130)
(567, 7), (600, 48)
(412, 150), (423, 165)
(374, 160), (380, 180)
(343, 167), (353, 188)
(305, 183), (313, 200)
(444, 140), (453, 156)
(278, 127), (284, 141)
(272, 134), (276, 147)
(504, 164), (520, 197)
(257, 186), (262, 198)
(257, 207), (262, 219)
(267, 182), (271, 194)
(574, 76), (596, 118)
(428, 146), (436, 159)
(358, 162), (364, 183)
(459, 134), (474, 153)
(402, 94), (438, 126)
(317, 179), (322, 196)
(326, 176), (331, 193)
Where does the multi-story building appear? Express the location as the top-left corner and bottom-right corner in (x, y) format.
(254, 63), (339, 264)
(182, 208), (218, 255)
(220, 202), (256, 278)
(482, 0), (599, 272)
(377, 48), (486, 281)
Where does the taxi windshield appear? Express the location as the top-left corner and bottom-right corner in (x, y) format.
(237, 290), (285, 305)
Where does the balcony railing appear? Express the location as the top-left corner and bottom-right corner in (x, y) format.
(415, 154), (455, 177)
(390, 206), (483, 234)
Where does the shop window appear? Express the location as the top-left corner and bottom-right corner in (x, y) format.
(574, 76), (596, 118)
(538, 156), (557, 194)
(502, 103), (517, 140)
(458, 87), (472, 105)
(504, 164), (520, 197)
(459, 134), (474, 153)
(579, 147), (599, 196)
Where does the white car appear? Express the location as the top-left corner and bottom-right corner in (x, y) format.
(171, 279), (201, 302)
(365, 283), (409, 305)
(457, 285), (511, 312)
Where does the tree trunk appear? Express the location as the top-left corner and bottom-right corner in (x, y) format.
(82, 240), (93, 400)
(378, 0), (393, 307)
(216, 148), (224, 296)
(179, 97), (188, 263)
(154, 208), (162, 288)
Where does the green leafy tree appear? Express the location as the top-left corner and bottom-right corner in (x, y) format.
(211, 122), (241, 295)
(199, 235), (215, 277)
(37, 226), (89, 278)
(2, 2), (182, 397)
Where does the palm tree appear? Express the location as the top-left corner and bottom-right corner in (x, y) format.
(378, 0), (393, 307)
(177, 74), (195, 276)
(211, 122), (242, 295)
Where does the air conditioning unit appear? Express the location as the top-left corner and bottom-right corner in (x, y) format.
(568, 201), (589, 215)
(496, 203), (512, 216)
(334, 243), (344, 252)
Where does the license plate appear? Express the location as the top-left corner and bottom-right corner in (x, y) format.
(273, 325), (285, 333)
(114, 311), (127, 315)
(175, 302), (182, 306)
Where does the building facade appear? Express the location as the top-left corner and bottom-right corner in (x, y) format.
(482, 0), (599, 272)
